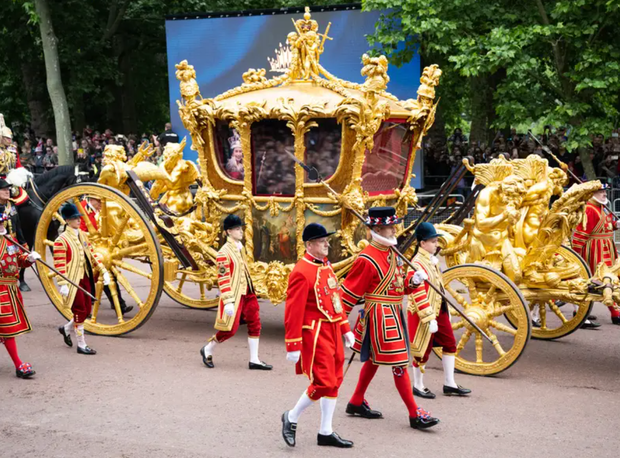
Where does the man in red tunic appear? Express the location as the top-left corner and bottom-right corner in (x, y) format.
(572, 184), (620, 325)
(200, 214), (272, 370)
(0, 213), (40, 378)
(340, 207), (439, 430)
(281, 223), (354, 448)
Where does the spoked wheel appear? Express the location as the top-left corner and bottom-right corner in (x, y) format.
(434, 264), (531, 376)
(506, 246), (593, 340)
(35, 183), (164, 335)
(163, 266), (220, 310)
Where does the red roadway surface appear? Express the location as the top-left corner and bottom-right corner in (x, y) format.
(1, 271), (618, 457)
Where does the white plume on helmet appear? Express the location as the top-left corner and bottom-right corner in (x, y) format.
(6, 167), (33, 188)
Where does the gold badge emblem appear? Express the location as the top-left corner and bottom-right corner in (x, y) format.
(327, 275), (337, 289)
(332, 293), (343, 313)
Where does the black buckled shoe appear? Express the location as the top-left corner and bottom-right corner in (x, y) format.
(413, 387), (436, 399)
(15, 362), (36, 379)
(443, 385), (471, 396)
(317, 432), (354, 448)
(58, 326), (73, 347)
(249, 361), (273, 370)
(345, 400), (383, 419)
(532, 318), (541, 328)
(581, 319), (602, 329)
(281, 411), (297, 447)
(77, 346), (97, 355)
(200, 347), (214, 368)
(410, 407), (440, 429)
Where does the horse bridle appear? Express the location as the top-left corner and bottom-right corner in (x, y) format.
(26, 177), (46, 212)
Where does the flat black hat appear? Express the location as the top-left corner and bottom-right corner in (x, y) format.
(302, 223), (335, 242)
(223, 214), (245, 231)
(414, 222), (445, 241)
(0, 178), (10, 189)
(366, 206), (402, 226)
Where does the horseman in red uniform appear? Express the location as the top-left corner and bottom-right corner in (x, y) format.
(408, 222), (471, 398)
(340, 207), (439, 430)
(54, 203), (111, 355)
(199, 214), (272, 370)
(281, 223), (355, 448)
(572, 184), (620, 325)
(0, 213), (40, 378)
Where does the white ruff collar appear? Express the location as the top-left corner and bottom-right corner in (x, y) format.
(370, 230), (398, 247)
(592, 195), (609, 206)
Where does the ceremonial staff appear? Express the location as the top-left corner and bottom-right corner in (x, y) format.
(284, 150), (493, 345)
(3, 234), (97, 301)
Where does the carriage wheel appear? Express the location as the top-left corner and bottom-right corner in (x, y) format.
(35, 184), (164, 336)
(163, 267), (220, 310)
(433, 264), (531, 376)
(505, 246), (593, 340)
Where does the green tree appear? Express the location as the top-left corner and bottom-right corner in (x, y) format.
(366, 0), (620, 178)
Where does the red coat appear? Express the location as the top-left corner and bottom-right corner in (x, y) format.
(572, 202), (618, 272)
(79, 200), (98, 232)
(285, 253), (350, 379)
(0, 237), (34, 337)
(341, 242), (415, 366)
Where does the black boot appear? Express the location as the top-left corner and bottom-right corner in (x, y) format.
(345, 401), (383, 419)
(281, 411), (297, 447)
(612, 316), (620, 325)
(317, 432), (353, 448)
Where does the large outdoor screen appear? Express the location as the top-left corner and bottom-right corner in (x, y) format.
(165, 6), (423, 187)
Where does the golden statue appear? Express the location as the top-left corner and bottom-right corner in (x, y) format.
(150, 138), (199, 214)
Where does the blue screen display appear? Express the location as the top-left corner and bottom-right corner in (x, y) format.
(165, 8), (423, 187)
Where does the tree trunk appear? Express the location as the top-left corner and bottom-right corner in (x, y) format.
(20, 60), (53, 138)
(35, 0), (73, 165)
(578, 147), (597, 180)
(469, 75), (488, 146)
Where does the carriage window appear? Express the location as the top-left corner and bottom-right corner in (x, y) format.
(361, 121), (412, 194)
(253, 119), (296, 196)
(214, 120), (244, 181)
(304, 119), (341, 182)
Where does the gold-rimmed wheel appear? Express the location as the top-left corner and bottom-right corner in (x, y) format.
(163, 265), (220, 309)
(35, 183), (164, 335)
(433, 264), (531, 376)
(505, 246), (593, 340)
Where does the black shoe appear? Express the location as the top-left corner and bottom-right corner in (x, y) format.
(612, 316), (620, 325)
(345, 401), (383, 419)
(200, 347), (214, 368)
(281, 411), (297, 447)
(19, 281), (31, 292)
(572, 311), (598, 321)
(58, 326), (73, 347)
(443, 385), (471, 396)
(413, 387), (436, 399)
(410, 414), (440, 429)
(249, 361), (273, 370)
(317, 432), (354, 448)
(532, 318), (541, 328)
(77, 346), (97, 355)
(555, 300), (566, 307)
(581, 319), (602, 329)
(111, 302), (134, 315)
(15, 362), (36, 379)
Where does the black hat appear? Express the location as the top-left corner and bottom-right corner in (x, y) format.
(302, 223), (335, 242)
(223, 214), (245, 231)
(415, 222), (445, 242)
(366, 207), (402, 226)
(0, 178), (10, 189)
(60, 202), (81, 221)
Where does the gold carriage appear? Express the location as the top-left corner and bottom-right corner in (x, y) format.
(34, 9), (440, 336)
(427, 155), (620, 375)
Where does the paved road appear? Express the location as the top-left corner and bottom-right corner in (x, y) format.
(2, 271), (619, 458)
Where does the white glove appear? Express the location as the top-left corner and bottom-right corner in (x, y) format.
(429, 319), (439, 334)
(344, 331), (355, 348)
(411, 270), (428, 286)
(102, 271), (111, 286)
(27, 251), (41, 263)
(286, 351), (301, 363)
(224, 303), (235, 317)
(59, 285), (70, 297)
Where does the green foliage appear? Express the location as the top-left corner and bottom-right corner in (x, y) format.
(365, 0), (620, 151)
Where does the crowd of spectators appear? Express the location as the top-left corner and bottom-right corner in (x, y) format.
(424, 126), (620, 192)
(10, 122), (179, 178)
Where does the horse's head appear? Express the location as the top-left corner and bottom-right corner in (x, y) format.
(6, 167), (34, 188)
